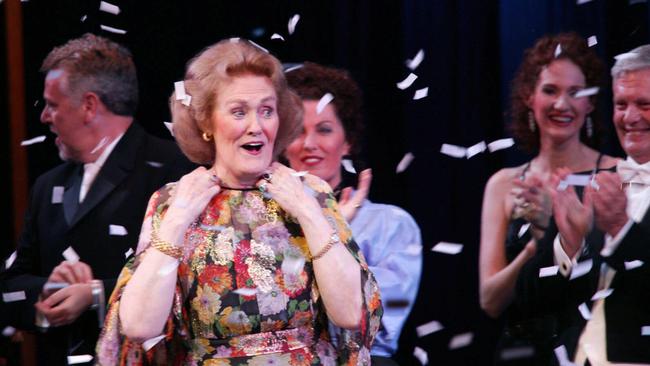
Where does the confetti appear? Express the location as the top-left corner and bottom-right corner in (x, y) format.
(578, 303), (592, 320)
(233, 288), (258, 297)
(396, 152), (414, 173)
(440, 143), (466, 158)
(413, 346), (428, 365)
(271, 33), (284, 41)
(642, 326), (650, 336)
(591, 288), (613, 301)
(449, 332), (473, 349)
(181, 95), (192, 107)
(2, 326), (16, 337)
(558, 174), (591, 189)
(2, 291), (26, 302)
(487, 138), (514, 152)
(143, 335), (165, 351)
(21, 135), (46, 146)
(52, 186), (64, 204)
(466, 141), (487, 159)
(413, 87), (429, 100)
(587, 35), (598, 47)
(500, 346), (535, 360)
(67, 355), (93, 364)
(229, 37), (240, 43)
(248, 40), (269, 53)
(290, 171), (308, 177)
(100, 24), (127, 35)
(109, 224), (127, 236)
(284, 64), (303, 73)
(341, 159), (356, 174)
(416, 320), (444, 337)
(570, 259), (593, 280)
(288, 14), (300, 35)
(517, 223), (531, 238)
(554, 44), (562, 58)
(43, 282), (69, 292)
(174, 81), (186, 100)
(90, 137), (109, 154)
(406, 49), (425, 70)
(124, 248), (134, 258)
(4, 251), (16, 269)
(539, 265), (559, 277)
(80, 15), (87, 22)
(431, 242), (463, 255)
(624, 260), (644, 270)
(577, 0), (593, 4)
(316, 93), (334, 114)
(396, 73), (418, 90)
(99, 1), (120, 15)
(146, 161), (163, 168)
(554, 345), (574, 366)
(574, 87), (599, 98)
(163, 121), (174, 136)
(63, 247), (80, 263)
(157, 261), (179, 276)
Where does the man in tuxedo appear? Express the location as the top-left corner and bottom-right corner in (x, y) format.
(0, 33), (193, 365)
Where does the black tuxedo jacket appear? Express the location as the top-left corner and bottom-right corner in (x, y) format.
(516, 200), (650, 364)
(0, 123), (194, 365)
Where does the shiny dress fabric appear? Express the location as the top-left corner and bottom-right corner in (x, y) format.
(96, 175), (382, 365)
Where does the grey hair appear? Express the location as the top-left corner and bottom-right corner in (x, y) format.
(611, 45), (650, 80)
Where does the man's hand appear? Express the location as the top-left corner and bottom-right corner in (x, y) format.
(590, 171), (629, 237)
(35, 283), (93, 327)
(42, 261), (93, 298)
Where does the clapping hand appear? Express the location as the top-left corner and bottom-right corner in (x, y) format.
(550, 168), (593, 257)
(339, 169), (372, 222)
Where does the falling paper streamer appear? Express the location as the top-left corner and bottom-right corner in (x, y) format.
(146, 161), (164, 168)
(248, 40), (269, 53)
(576, 0), (593, 4)
(554, 44), (562, 58)
(416, 320), (444, 337)
(396, 73), (418, 90)
(52, 186), (64, 204)
(587, 35), (598, 47)
(539, 265), (559, 278)
(487, 138), (515, 152)
(449, 332), (473, 349)
(2, 291), (26, 302)
(288, 14), (300, 35)
(43, 282), (69, 292)
(143, 335), (165, 351)
(80, 14), (87, 22)
(578, 303), (592, 320)
(574, 87), (599, 98)
(413, 346), (429, 365)
(100, 24), (127, 35)
(90, 137), (109, 154)
(63, 247), (80, 263)
(624, 260), (644, 270)
(642, 326), (650, 336)
(284, 64), (303, 73)
(2, 326), (16, 337)
(466, 141), (487, 159)
(99, 1), (120, 15)
(21, 135), (46, 146)
(341, 159), (356, 174)
(109, 224), (128, 236)
(158, 261), (179, 276)
(406, 49), (425, 70)
(124, 247), (134, 259)
(500, 346), (535, 361)
(67, 355), (93, 364)
(570, 259), (593, 280)
(413, 87), (429, 100)
(290, 171), (308, 177)
(396, 152), (415, 173)
(181, 95), (192, 107)
(233, 288), (258, 297)
(316, 93), (334, 114)
(431, 242), (463, 255)
(163, 122), (174, 137)
(557, 174), (591, 191)
(518, 223), (531, 238)
(591, 288), (614, 301)
(271, 33), (284, 41)
(174, 81), (186, 100)
(5, 251), (17, 269)
(554, 345), (572, 365)
(440, 144), (466, 158)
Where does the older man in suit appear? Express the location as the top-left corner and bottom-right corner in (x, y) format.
(0, 33), (193, 365)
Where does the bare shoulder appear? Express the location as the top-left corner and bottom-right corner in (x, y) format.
(485, 165), (524, 193)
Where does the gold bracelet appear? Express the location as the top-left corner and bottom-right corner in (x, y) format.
(150, 228), (183, 260)
(312, 232), (340, 261)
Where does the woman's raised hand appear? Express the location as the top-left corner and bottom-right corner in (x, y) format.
(511, 175), (552, 232)
(338, 169), (372, 222)
(164, 167), (221, 230)
(257, 162), (320, 219)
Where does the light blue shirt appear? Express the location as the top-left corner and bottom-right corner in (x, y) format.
(350, 199), (422, 357)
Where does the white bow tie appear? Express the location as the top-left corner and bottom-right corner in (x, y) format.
(617, 158), (650, 185)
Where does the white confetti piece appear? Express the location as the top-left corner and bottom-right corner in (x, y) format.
(574, 87), (599, 98)
(52, 186), (64, 204)
(281, 255), (305, 275)
(174, 81), (186, 100)
(21, 135), (46, 146)
(487, 138), (514, 152)
(406, 49), (425, 70)
(163, 121), (174, 137)
(591, 288), (613, 301)
(413, 346), (428, 365)
(124, 247), (134, 258)
(67, 355), (93, 364)
(248, 40), (269, 53)
(413, 87), (428, 100)
(2, 291), (26, 303)
(80, 15), (87, 22)
(284, 64), (303, 73)
(63, 247), (80, 263)
(624, 260), (644, 270)
(554, 345), (574, 366)
(449, 332), (473, 349)
(146, 161), (163, 168)
(518, 223), (531, 238)
(271, 33), (285, 41)
(431, 242), (463, 255)
(466, 141), (487, 159)
(90, 137), (109, 154)
(230, 37), (240, 43)
(577, 0), (593, 4)
(416, 320), (444, 337)
(341, 159), (356, 174)
(100, 24), (127, 35)
(554, 44), (562, 58)
(642, 326), (650, 336)
(440, 143), (466, 158)
(233, 288), (258, 297)
(2, 326), (16, 337)
(404, 244), (422, 256)
(396, 152), (414, 173)
(500, 346), (535, 360)
(43, 282), (69, 292)
(316, 93), (334, 114)
(396, 73), (418, 90)
(587, 35), (597, 47)
(99, 1), (120, 15)
(557, 181), (569, 191)
(558, 174), (591, 188)
(181, 95), (192, 107)
(109, 224), (127, 236)
(290, 171), (308, 177)
(578, 303), (591, 320)
(288, 14), (300, 35)
(142, 335), (165, 351)
(539, 265), (559, 277)
(5, 251), (17, 269)
(614, 52), (637, 61)
(157, 261), (179, 276)
(570, 259), (593, 280)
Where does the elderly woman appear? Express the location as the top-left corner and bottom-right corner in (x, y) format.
(95, 39), (381, 365)
(478, 33), (618, 362)
(284, 62), (422, 366)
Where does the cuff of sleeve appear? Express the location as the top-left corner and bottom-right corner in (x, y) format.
(553, 234), (583, 277)
(600, 219), (634, 257)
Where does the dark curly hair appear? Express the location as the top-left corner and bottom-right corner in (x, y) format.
(510, 32), (605, 153)
(285, 62), (364, 157)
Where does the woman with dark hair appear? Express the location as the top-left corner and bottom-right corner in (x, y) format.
(95, 40), (381, 365)
(478, 33), (618, 363)
(285, 62), (422, 366)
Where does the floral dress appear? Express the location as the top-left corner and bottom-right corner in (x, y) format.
(95, 175), (382, 365)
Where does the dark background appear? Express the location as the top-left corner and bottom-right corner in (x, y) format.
(2, 0), (648, 364)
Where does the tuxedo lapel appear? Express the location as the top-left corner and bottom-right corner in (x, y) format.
(62, 165), (83, 226)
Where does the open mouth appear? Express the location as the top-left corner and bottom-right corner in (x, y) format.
(241, 142), (264, 153)
(549, 116), (573, 124)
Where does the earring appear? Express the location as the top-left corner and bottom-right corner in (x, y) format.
(585, 116), (593, 138)
(528, 111), (536, 132)
(202, 131), (213, 142)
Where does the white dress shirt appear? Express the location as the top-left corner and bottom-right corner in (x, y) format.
(79, 134), (124, 203)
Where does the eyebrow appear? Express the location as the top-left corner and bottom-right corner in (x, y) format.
(224, 96), (277, 105)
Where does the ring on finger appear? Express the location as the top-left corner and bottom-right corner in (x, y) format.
(209, 174), (219, 183)
(259, 182), (268, 192)
(262, 172), (273, 182)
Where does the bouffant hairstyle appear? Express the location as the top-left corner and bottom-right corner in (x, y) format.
(171, 39), (303, 165)
(285, 62), (364, 157)
(510, 32), (605, 152)
(41, 33), (138, 116)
